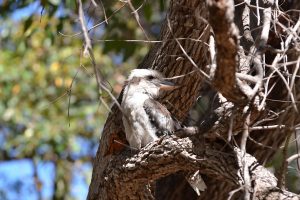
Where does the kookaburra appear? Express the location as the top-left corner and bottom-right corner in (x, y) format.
(121, 69), (178, 149)
(121, 69), (206, 195)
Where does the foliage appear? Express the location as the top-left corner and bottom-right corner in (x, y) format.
(0, 0), (165, 198)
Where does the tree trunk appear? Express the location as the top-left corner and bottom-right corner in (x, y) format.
(87, 0), (300, 199)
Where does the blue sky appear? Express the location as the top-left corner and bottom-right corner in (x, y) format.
(0, 159), (90, 200)
(9, 1), (41, 21)
(0, 160), (53, 200)
(0, 2), (93, 199)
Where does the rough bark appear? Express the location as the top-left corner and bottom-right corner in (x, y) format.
(87, 0), (300, 199)
(105, 134), (299, 200)
(87, 0), (210, 199)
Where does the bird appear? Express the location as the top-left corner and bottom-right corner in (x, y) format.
(121, 69), (178, 149)
(121, 69), (206, 195)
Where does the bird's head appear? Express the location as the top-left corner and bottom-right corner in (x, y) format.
(124, 69), (178, 98)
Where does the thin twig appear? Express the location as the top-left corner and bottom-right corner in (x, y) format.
(286, 154), (300, 164)
(67, 70), (79, 127)
(99, 0), (108, 24)
(241, 111), (251, 200)
(248, 136), (277, 150)
(78, 0), (124, 113)
(258, 54), (280, 110)
(166, 17), (210, 80)
(32, 160), (42, 200)
(255, 0), (261, 26)
(236, 73), (260, 83)
(209, 34), (217, 78)
(127, 0), (149, 41)
(278, 130), (294, 189)
(227, 186), (243, 200)
(268, 59), (298, 112)
(284, 15), (300, 49)
(228, 114), (234, 141)
(296, 129), (300, 174)
(241, 111), (251, 154)
(289, 57), (300, 93)
(59, 3), (126, 37)
(250, 124), (286, 130)
(78, 0), (93, 56)
(92, 37), (208, 45)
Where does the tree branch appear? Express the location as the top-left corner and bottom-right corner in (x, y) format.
(206, 0), (248, 104)
(87, 0), (300, 199)
(87, 1), (211, 198)
(102, 134), (299, 199)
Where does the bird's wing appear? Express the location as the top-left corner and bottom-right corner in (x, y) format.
(143, 99), (175, 135)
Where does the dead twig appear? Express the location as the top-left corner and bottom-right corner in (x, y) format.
(78, 0), (124, 113)
(241, 111), (251, 200)
(166, 17), (210, 80)
(127, 0), (149, 41)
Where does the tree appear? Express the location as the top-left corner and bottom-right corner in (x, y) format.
(1, 0), (159, 198)
(87, 0), (300, 199)
(1, 0), (299, 199)
(0, 1), (146, 199)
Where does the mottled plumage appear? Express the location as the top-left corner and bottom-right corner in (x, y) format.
(121, 69), (177, 149)
(121, 69), (206, 195)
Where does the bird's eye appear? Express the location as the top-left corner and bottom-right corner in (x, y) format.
(147, 75), (154, 80)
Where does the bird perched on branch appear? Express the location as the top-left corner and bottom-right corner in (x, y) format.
(121, 69), (206, 195)
(121, 69), (178, 149)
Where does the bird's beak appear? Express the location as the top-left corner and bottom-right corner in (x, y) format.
(159, 80), (179, 91)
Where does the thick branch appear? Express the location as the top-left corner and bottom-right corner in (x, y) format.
(206, 0), (248, 103)
(103, 135), (299, 200)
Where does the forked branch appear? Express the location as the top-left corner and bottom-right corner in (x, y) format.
(102, 133), (299, 200)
